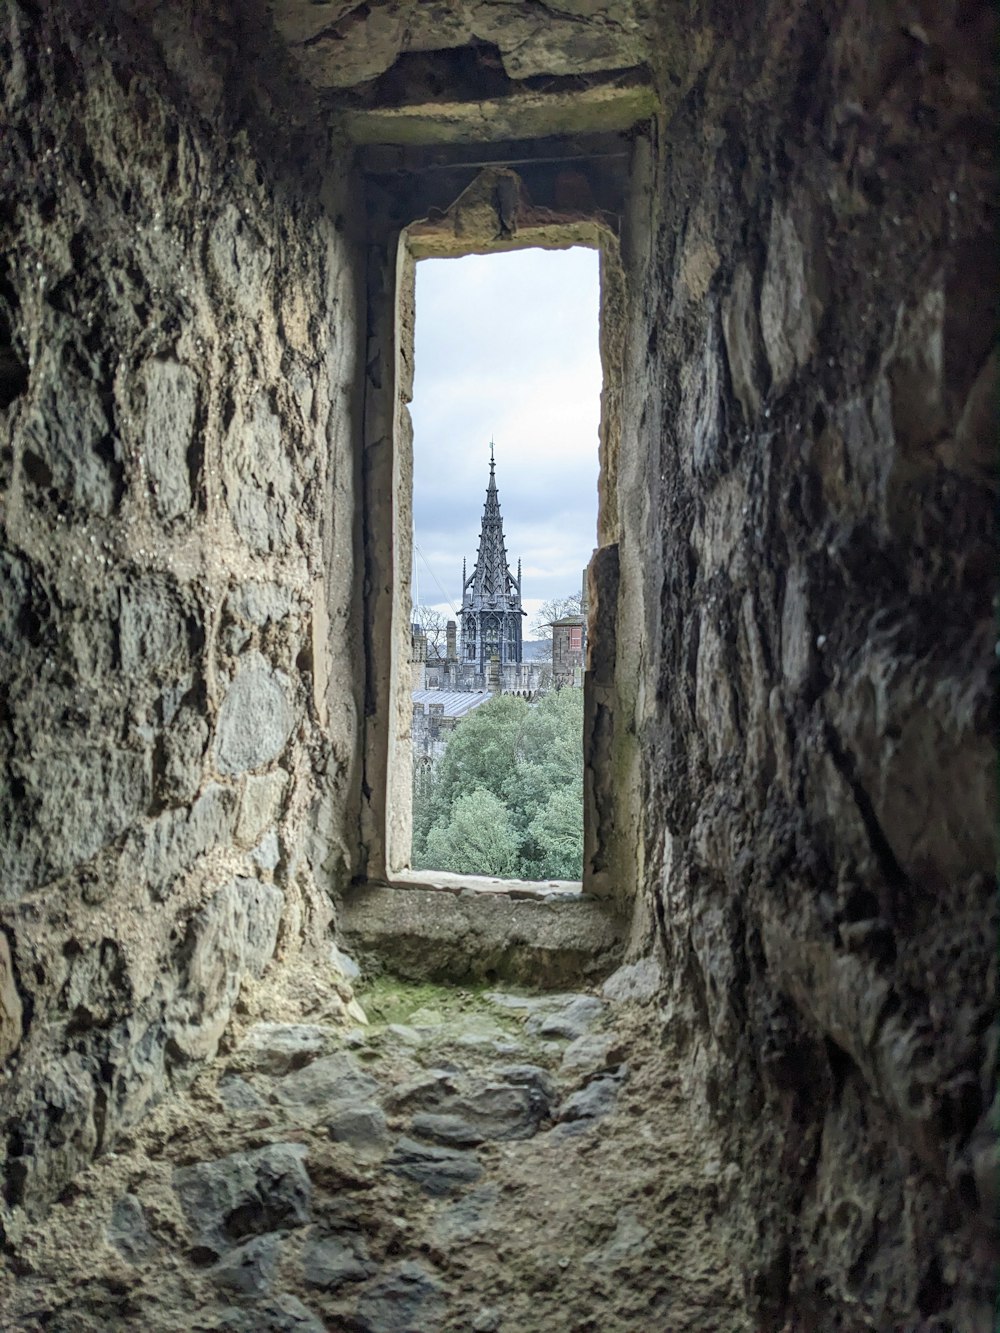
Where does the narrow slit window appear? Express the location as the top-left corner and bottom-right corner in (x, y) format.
(406, 246), (601, 883)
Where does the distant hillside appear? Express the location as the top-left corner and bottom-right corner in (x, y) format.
(522, 639), (552, 662)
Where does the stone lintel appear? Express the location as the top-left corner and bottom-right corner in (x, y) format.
(337, 79), (656, 146)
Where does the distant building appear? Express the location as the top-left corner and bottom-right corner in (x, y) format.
(411, 688), (493, 766)
(552, 614), (586, 687)
(460, 446), (525, 675)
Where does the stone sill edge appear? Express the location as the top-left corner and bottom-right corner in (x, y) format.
(357, 871), (593, 904)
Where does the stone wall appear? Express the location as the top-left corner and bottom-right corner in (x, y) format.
(621, 2), (997, 1326)
(0, 2), (364, 1227)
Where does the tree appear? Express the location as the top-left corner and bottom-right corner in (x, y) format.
(412, 689), (584, 879)
(412, 605), (449, 659)
(424, 788), (520, 877)
(530, 591), (583, 637)
(528, 782), (584, 880)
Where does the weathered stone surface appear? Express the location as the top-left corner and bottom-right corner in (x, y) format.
(301, 1231), (374, 1290)
(223, 395), (296, 553)
(274, 0), (652, 87)
(213, 1293), (325, 1332)
(601, 958), (662, 1004)
(341, 884), (624, 988)
(430, 1184), (499, 1248)
(271, 1053), (380, 1109)
(138, 784), (238, 900)
(214, 654), (296, 775)
(556, 1069), (626, 1123)
(217, 1075), (267, 1111)
(524, 994), (605, 1040)
(0, 930), (24, 1062)
(721, 262), (765, 421)
(106, 1192), (158, 1262)
(209, 1233), (281, 1296)
(759, 204), (816, 393)
(237, 1023), (328, 1074)
(236, 772), (290, 848)
(324, 1102), (389, 1152)
(19, 357), (117, 516)
(173, 1144), (311, 1256)
(166, 878), (282, 1060)
(157, 704), (210, 805)
(118, 576), (196, 679)
(353, 1261), (445, 1333)
(559, 1033), (622, 1075)
(141, 358), (197, 521)
(0, 0), (363, 1242)
(386, 1137), (483, 1196)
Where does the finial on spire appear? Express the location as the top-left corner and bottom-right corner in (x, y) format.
(489, 437), (495, 468)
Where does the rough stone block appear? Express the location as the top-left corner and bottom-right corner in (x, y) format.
(235, 771), (289, 847)
(271, 1053), (380, 1109)
(166, 878), (282, 1061)
(173, 1143), (310, 1257)
(118, 576), (195, 679)
(209, 1233), (281, 1296)
(214, 653), (295, 775)
(208, 205), (271, 312)
(141, 358), (197, 521)
(223, 395), (295, 553)
(157, 704), (210, 805)
(301, 1232), (373, 1290)
(4, 744), (151, 897)
(0, 931), (24, 1062)
(139, 783), (238, 899)
(20, 359), (117, 516)
(760, 204), (815, 392)
(237, 1022), (328, 1074)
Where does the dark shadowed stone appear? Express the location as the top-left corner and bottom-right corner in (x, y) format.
(107, 1192), (158, 1262)
(302, 1231), (374, 1290)
(213, 1293), (325, 1332)
(173, 1143), (310, 1257)
(324, 1102), (389, 1152)
(271, 1053), (380, 1109)
(20, 361), (115, 516)
(556, 1067), (628, 1123)
(214, 653), (295, 774)
(386, 1138), (482, 1196)
(496, 1063), (557, 1102)
(524, 994), (605, 1040)
(209, 1233), (281, 1295)
(410, 1113), (485, 1147)
(457, 1081), (548, 1141)
(354, 1261), (445, 1333)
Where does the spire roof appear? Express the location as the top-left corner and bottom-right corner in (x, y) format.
(468, 446), (516, 605)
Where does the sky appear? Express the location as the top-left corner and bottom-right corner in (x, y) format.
(410, 246), (602, 637)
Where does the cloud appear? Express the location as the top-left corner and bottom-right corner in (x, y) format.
(411, 246), (601, 612)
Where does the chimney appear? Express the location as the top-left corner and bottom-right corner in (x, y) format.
(446, 619), (457, 661)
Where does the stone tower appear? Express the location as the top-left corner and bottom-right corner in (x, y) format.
(460, 445), (525, 674)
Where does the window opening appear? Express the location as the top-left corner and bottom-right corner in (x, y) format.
(407, 247), (601, 882)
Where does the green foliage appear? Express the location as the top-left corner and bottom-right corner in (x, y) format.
(412, 689), (583, 880)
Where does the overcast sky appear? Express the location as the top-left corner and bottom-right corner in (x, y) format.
(410, 246), (601, 636)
